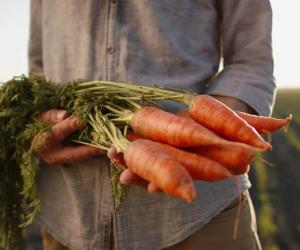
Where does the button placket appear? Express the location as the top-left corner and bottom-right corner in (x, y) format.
(107, 47), (114, 55)
(106, 0), (118, 81)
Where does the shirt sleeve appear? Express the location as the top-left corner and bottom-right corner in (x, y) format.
(28, 0), (43, 76)
(207, 0), (276, 116)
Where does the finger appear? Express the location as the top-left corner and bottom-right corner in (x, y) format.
(147, 182), (162, 193)
(37, 109), (69, 124)
(51, 116), (83, 141)
(41, 145), (104, 164)
(31, 130), (54, 153)
(107, 147), (127, 168)
(119, 169), (148, 189)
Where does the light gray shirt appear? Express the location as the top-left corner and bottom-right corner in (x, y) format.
(29, 0), (275, 249)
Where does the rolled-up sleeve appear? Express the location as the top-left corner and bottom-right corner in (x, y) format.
(207, 0), (275, 116)
(28, 0), (43, 76)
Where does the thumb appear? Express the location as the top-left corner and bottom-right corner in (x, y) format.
(107, 147), (127, 167)
(37, 109), (69, 124)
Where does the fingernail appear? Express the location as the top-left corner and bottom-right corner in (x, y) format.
(119, 174), (130, 185)
(57, 111), (68, 121)
(68, 116), (83, 128)
(120, 179), (130, 185)
(75, 118), (84, 128)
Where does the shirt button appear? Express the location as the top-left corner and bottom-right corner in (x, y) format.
(107, 47), (114, 54)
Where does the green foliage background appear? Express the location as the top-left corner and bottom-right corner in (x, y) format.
(250, 88), (300, 250)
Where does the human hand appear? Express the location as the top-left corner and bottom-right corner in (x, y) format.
(107, 147), (161, 193)
(32, 109), (105, 164)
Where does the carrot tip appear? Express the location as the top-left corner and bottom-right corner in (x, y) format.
(266, 143), (272, 151)
(225, 171), (233, 178)
(256, 141), (272, 152)
(283, 114), (292, 133)
(184, 195), (195, 203)
(179, 186), (196, 203)
(215, 168), (232, 179)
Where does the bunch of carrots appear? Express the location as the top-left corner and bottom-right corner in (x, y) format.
(0, 76), (292, 249)
(101, 95), (291, 203)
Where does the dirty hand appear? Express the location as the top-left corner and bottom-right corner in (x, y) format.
(33, 109), (105, 164)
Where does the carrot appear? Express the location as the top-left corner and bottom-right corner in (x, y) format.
(128, 131), (250, 176)
(131, 106), (236, 148)
(158, 143), (232, 181)
(235, 111), (292, 134)
(191, 143), (254, 175)
(127, 132), (231, 181)
(123, 139), (196, 202)
(126, 132), (140, 141)
(176, 109), (254, 174)
(188, 95), (272, 151)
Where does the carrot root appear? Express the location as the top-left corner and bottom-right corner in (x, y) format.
(236, 111), (292, 134)
(123, 139), (196, 202)
(192, 143), (254, 175)
(132, 106), (236, 148)
(127, 132), (232, 181)
(189, 95), (272, 151)
(157, 143), (232, 181)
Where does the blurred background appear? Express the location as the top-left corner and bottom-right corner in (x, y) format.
(0, 1), (299, 250)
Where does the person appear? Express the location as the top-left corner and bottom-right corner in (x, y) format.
(29, 0), (275, 249)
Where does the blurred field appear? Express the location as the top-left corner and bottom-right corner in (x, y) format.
(249, 88), (300, 250)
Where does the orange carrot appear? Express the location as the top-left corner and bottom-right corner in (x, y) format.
(126, 132), (140, 141)
(178, 109), (292, 134)
(127, 131), (251, 176)
(157, 143), (232, 181)
(191, 143), (254, 175)
(188, 95), (272, 151)
(123, 139), (196, 202)
(127, 132), (231, 181)
(236, 111), (292, 134)
(176, 109), (254, 174)
(131, 106), (235, 148)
